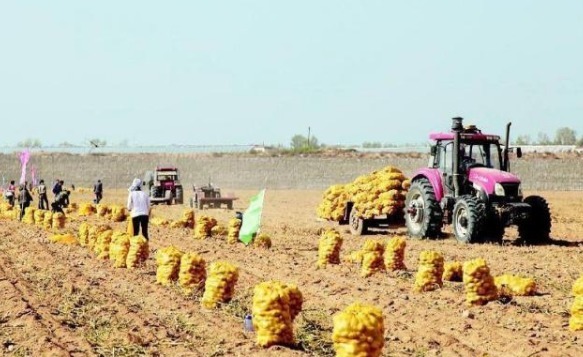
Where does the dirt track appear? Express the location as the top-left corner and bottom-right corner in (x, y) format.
(1, 189), (583, 356)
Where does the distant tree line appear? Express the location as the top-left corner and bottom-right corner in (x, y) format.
(514, 127), (583, 146)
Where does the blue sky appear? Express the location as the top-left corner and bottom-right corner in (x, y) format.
(1, 1), (582, 147)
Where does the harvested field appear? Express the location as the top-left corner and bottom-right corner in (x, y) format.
(1, 188), (583, 356)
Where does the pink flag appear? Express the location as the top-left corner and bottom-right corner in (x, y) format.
(19, 150), (31, 185)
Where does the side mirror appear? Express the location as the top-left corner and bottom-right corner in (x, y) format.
(516, 147), (522, 158)
(430, 145), (437, 156)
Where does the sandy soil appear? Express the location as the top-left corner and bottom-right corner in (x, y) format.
(1, 188), (582, 356)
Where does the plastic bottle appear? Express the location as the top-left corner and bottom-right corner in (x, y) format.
(244, 314), (254, 332)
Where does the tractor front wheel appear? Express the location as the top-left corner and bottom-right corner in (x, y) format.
(518, 195), (551, 244)
(349, 208), (367, 236)
(404, 178), (442, 239)
(452, 195), (486, 244)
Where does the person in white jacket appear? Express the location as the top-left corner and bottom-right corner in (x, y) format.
(127, 178), (151, 239)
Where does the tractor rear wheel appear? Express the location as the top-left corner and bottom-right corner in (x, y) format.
(518, 195), (551, 244)
(349, 208), (367, 236)
(404, 178), (442, 239)
(175, 186), (184, 204)
(452, 195), (486, 243)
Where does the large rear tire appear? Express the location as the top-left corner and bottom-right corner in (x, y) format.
(175, 186), (184, 204)
(404, 178), (442, 239)
(452, 195), (486, 244)
(349, 208), (368, 236)
(518, 195), (551, 244)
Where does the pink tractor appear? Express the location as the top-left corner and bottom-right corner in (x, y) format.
(404, 117), (551, 244)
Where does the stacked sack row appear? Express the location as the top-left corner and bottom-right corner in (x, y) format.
(155, 246), (238, 307)
(317, 166), (410, 221)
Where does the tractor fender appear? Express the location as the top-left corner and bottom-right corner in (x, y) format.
(411, 168), (444, 202)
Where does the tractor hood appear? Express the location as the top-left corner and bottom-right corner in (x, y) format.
(468, 167), (520, 194)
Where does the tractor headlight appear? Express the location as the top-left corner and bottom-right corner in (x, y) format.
(494, 183), (505, 196)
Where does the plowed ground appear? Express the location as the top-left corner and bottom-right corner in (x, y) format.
(1, 189), (582, 356)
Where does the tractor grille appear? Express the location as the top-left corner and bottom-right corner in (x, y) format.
(502, 183), (520, 201)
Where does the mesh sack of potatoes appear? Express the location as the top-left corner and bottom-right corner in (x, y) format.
(96, 229), (116, 259)
(110, 205), (127, 222)
(150, 216), (170, 227)
(194, 215), (217, 239)
(494, 274), (537, 297)
(78, 222), (90, 247)
(463, 258), (498, 306)
(572, 276), (583, 296)
(384, 236), (406, 271)
(49, 233), (78, 245)
(43, 211), (53, 229)
(443, 261), (463, 282)
(227, 218), (242, 244)
(22, 207), (36, 224)
(156, 246), (184, 285)
(332, 302), (385, 357)
(317, 228), (343, 268)
(178, 252), (206, 295)
(78, 203), (96, 216)
(126, 216), (134, 235)
(316, 184), (350, 221)
(254, 233), (272, 249)
(33, 209), (47, 226)
(109, 232), (131, 268)
(169, 209), (193, 228)
(201, 261), (239, 309)
(88, 224), (111, 250)
(252, 281), (303, 348)
(211, 224), (228, 237)
(52, 212), (66, 230)
(126, 235), (149, 269)
(94, 229), (113, 257)
(343, 250), (364, 265)
(570, 296), (583, 331)
(414, 251), (444, 292)
(348, 166), (408, 220)
(96, 203), (111, 217)
(360, 240), (385, 277)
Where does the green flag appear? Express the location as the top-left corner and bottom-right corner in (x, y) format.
(239, 189), (266, 245)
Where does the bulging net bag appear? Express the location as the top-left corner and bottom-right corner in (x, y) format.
(252, 281), (303, 348)
(332, 302), (385, 357)
(384, 236), (406, 271)
(414, 251), (444, 292)
(126, 235), (149, 269)
(201, 261), (239, 309)
(194, 215), (217, 239)
(317, 228), (343, 268)
(109, 232), (131, 268)
(227, 218), (242, 244)
(178, 252), (206, 295)
(156, 246), (184, 285)
(463, 258), (498, 306)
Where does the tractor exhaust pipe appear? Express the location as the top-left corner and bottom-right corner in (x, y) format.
(503, 122), (512, 171)
(452, 117), (463, 197)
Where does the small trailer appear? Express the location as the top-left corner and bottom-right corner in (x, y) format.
(189, 184), (238, 210)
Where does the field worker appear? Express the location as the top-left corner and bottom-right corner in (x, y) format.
(93, 179), (103, 204)
(4, 180), (16, 206)
(37, 179), (49, 210)
(51, 190), (70, 213)
(18, 184), (33, 221)
(52, 179), (63, 199)
(127, 178), (151, 240)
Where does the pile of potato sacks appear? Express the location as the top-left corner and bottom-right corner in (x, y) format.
(194, 215), (218, 239)
(252, 281), (303, 348)
(317, 166), (410, 221)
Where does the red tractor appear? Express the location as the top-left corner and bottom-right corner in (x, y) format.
(404, 117), (551, 244)
(144, 166), (184, 205)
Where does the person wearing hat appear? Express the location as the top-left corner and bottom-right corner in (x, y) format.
(127, 178), (151, 239)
